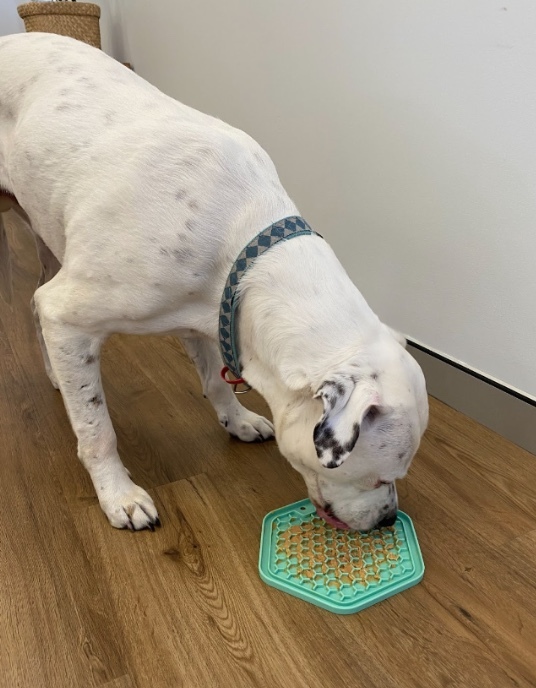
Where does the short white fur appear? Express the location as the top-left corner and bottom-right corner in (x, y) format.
(0, 33), (428, 531)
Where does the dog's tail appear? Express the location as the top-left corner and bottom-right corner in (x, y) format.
(0, 195), (14, 306)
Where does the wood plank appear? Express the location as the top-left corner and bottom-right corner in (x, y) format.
(76, 474), (400, 688)
(1, 211), (536, 687)
(0, 218), (128, 686)
(426, 396), (536, 519)
(103, 676), (137, 688)
(0, 321), (127, 687)
(411, 426), (534, 548)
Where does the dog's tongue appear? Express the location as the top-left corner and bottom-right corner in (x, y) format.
(314, 504), (352, 530)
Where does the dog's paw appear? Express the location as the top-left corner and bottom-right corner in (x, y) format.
(100, 481), (160, 531)
(220, 408), (275, 443)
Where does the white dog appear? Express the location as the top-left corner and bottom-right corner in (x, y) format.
(0, 33), (428, 532)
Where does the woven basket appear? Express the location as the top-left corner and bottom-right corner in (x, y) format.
(17, 2), (101, 49)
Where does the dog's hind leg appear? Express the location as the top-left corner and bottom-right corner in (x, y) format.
(34, 276), (160, 531)
(0, 193), (20, 305)
(31, 296), (58, 388)
(182, 336), (274, 442)
(0, 212), (12, 306)
(2, 196), (61, 388)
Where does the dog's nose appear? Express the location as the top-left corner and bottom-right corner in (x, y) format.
(377, 512), (397, 528)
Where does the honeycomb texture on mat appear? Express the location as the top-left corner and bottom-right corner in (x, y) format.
(271, 512), (413, 603)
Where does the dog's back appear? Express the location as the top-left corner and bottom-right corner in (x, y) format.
(0, 34), (201, 253)
(0, 33), (293, 268)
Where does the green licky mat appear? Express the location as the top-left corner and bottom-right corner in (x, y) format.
(259, 498), (424, 614)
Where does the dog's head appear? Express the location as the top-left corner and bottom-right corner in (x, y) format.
(275, 331), (428, 531)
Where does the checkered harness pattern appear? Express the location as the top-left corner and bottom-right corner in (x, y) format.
(219, 216), (320, 380)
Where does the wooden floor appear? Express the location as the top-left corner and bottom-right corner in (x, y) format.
(1, 212), (536, 688)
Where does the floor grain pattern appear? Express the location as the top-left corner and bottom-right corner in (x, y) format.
(1, 213), (535, 688)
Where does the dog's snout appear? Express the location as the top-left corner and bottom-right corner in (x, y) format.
(377, 512), (397, 528)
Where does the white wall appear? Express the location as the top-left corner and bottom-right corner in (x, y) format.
(0, 0), (126, 55)
(0, 0), (23, 35)
(4, 1), (536, 398)
(104, 0), (536, 398)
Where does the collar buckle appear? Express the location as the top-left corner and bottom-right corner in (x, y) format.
(220, 366), (252, 394)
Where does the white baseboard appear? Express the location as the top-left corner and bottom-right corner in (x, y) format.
(407, 341), (536, 456)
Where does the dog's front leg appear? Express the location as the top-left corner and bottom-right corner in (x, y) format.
(182, 337), (274, 442)
(34, 287), (159, 531)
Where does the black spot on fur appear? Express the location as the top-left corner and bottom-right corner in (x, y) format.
(85, 354), (96, 364)
(314, 420), (360, 468)
(325, 458), (340, 469)
(398, 452), (405, 460)
(160, 246), (193, 262)
(318, 379), (347, 404)
(371, 372), (379, 381)
(57, 64), (78, 75)
(77, 76), (95, 87)
(313, 422), (335, 448)
(347, 423), (360, 451)
(89, 394), (103, 406)
(314, 424), (341, 460)
(175, 248), (193, 261)
(247, 162), (259, 179)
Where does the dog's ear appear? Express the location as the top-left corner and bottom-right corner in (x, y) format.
(313, 378), (379, 469)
